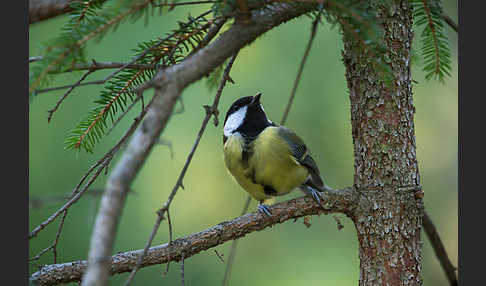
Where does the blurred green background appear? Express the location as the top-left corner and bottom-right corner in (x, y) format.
(29, 1), (457, 285)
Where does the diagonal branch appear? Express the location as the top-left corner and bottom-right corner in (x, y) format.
(280, 3), (323, 125)
(442, 14), (458, 33)
(122, 52), (239, 286)
(30, 188), (357, 286)
(423, 210), (458, 286)
(80, 3), (319, 285)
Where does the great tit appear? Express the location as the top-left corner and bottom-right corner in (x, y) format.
(223, 93), (324, 216)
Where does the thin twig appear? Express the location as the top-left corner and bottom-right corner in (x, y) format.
(220, 6), (323, 283)
(29, 90), (152, 240)
(122, 53), (239, 286)
(29, 0), (155, 94)
(105, 92), (145, 136)
(164, 208), (174, 275)
(29, 209), (68, 263)
(332, 215), (344, 230)
(57, 62), (160, 73)
(51, 210), (68, 264)
(81, 4), (318, 285)
(181, 252), (185, 286)
(221, 9), (323, 282)
(47, 69), (94, 123)
(222, 195), (251, 286)
(30, 187), (357, 285)
(214, 250), (225, 263)
(157, 138), (175, 160)
(153, 0), (217, 8)
(423, 210), (458, 286)
(29, 56), (44, 63)
(173, 97), (185, 115)
(280, 4), (323, 125)
(33, 10), (214, 96)
(442, 14), (458, 33)
(30, 189), (105, 210)
(28, 158), (110, 240)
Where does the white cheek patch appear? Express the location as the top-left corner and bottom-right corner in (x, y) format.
(224, 106), (247, 137)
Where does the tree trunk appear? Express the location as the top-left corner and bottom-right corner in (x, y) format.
(341, 1), (424, 285)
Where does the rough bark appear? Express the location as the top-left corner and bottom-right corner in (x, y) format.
(341, 1), (424, 285)
(29, 1), (436, 285)
(29, 0), (73, 24)
(80, 3), (317, 286)
(30, 189), (357, 286)
(80, 82), (181, 286)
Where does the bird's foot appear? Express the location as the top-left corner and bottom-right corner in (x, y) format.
(307, 186), (324, 205)
(258, 202), (272, 217)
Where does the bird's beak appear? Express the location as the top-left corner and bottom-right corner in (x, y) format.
(250, 93), (262, 106)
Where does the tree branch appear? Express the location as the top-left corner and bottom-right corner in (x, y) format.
(30, 188), (357, 286)
(442, 14), (458, 33)
(122, 52), (239, 286)
(423, 210), (458, 286)
(29, 0), (73, 24)
(80, 2), (318, 286)
(280, 3), (323, 125)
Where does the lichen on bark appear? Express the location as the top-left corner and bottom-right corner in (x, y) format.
(340, 1), (424, 285)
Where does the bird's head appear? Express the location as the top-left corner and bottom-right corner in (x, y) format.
(223, 93), (272, 142)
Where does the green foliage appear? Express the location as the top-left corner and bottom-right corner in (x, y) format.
(65, 13), (213, 153)
(29, 0), (156, 96)
(32, 0), (454, 154)
(323, 0), (394, 85)
(411, 0), (451, 82)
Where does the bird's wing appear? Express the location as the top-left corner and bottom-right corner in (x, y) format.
(277, 126), (324, 189)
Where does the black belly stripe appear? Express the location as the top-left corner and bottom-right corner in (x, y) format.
(242, 149), (252, 162)
(241, 137), (253, 163)
(263, 185), (278, 196)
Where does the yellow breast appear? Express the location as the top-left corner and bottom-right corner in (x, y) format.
(223, 127), (309, 202)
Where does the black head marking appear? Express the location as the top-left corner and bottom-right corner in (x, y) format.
(223, 96), (253, 126)
(235, 93), (272, 139)
(223, 94), (272, 144)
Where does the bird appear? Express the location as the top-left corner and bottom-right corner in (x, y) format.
(222, 92), (325, 216)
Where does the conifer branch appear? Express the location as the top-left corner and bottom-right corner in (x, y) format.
(122, 52), (239, 286)
(29, 0), (155, 94)
(30, 188), (357, 286)
(67, 13), (214, 152)
(420, 0), (440, 75)
(73, 0), (154, 47)
(29, 90), (153, 240)
(73, 0), (100, 29)
(59, 61), (160, 73)
(153, 0), (217, 8)
(34, 10), (214, 97)
(412, 0), (452, 81)
(73, 69), (145, 149)
(81, 3), (317, 285)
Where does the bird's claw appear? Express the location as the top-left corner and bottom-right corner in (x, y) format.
(258, 203), (272, 217)
(308, 187), (323, 205)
